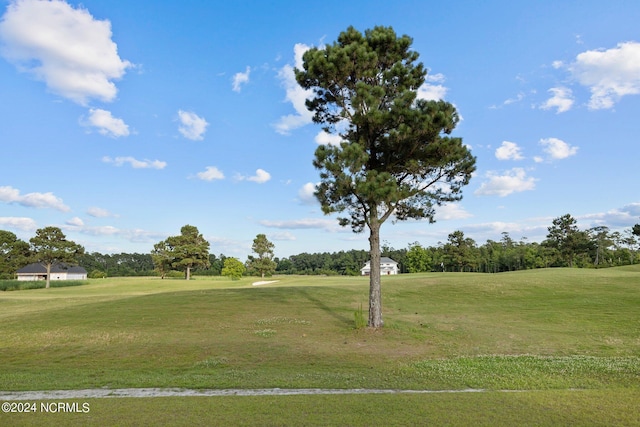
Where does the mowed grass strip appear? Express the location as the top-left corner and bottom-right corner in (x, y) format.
(2, 390), (639, 427)
(0, 267), (638, 391)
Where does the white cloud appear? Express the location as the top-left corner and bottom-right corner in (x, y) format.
(569, 41), (640, 109)
(489, 92), (526, 110)
(0, 0), (132, 105)
(66, 216), (84, 227)
(232, 66), (250, 92)
(495, 141), (524, 161)
(503, 92), (525, 106)
(177, 110), (209, 140)
(416, 73), (448, 101)
(259, 218), (339, 232)
(293, 42), (308, 70)
(0, 185), (70, 211)
(0, 216), (37, 231)
(474, 168), (537, 197)
(314, 131), (342, 146)
(87, 207), (116, 218)
(417, 86), (447, 101)
(249, 169), (271, 184)
(581, 203), (640, 228)
(269, 231), (296, 241)
(434, 203), (473, 221)
(65, 222), (165, 244)
(85, 108), (129, 137)
(102, 156), (167, 169)
(540, 87), (574, 113)
(274, 43), (314, 135)
(196, 166), (224, 181)
(539, 137), (578, 160)
(298, 182), (317, 204)
(620, 202), (640, 217)
(236, 169), (271, 184)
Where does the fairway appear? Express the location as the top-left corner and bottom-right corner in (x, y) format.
(1, 267), (638, 425)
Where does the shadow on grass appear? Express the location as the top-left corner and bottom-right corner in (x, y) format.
(293, 287), (352, 327)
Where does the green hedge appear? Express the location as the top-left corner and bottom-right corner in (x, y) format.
(0, 280), (88, 291)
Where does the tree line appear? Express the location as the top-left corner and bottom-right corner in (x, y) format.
(1, 214), (638, 281)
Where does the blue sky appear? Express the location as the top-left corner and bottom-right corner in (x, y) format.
(1, 0), (639, 259)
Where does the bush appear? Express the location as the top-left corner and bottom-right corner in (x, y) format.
(0, 280), (88, 291)
(89, 269), (107, 279)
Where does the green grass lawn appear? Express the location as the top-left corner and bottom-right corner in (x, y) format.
(1, 267), (638, 425)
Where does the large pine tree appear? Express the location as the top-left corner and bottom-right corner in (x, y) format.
(296, 26), (476, 327)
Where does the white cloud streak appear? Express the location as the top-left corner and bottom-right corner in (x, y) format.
(474, 168), (537, 197)
(0, 0), (132, 105)
(102, 156), (167, 169)
(0, 185), (70, 211)
(66, 216), (84, 227)
(269, 231), (297, 241)
(274, 43), (314, 135)
(0, 216), (37, 231)
(87, 207), (117, 218)
(177, 110), (209, 141)
(259, 218), (339, 232)
(434, 203), (473, 221)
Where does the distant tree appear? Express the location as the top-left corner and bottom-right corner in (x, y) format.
(544, 214), (590, 267)
(249, 234), (277, 278)
(151, 240), (173, 279)
(166, 225), (210, 280)
(297, 26), (476, 327)
(588, 226), (613, 267)
(221, 257), (245, 280)
(443, 230), (478, 272)
(405, 242), (431, 273)
(0, 230), (30, 279)
(29, 227), (84, 288)
(633, 224), (640, 238)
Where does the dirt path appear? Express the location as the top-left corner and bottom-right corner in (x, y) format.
(0, 388), (492, 400)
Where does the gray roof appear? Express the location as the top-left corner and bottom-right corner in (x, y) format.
(17, 263), (87, 274)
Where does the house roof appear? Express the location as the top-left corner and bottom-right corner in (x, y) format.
(17, 263), (87, 274)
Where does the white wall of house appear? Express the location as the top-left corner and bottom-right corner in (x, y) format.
(360, 259), (399, 276)
(17, 271), (88, 281)
(17, 274), (46, 281)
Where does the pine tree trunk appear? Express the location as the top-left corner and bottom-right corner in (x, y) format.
(368, 218), (383, 328)
(186, 266), (191, 280)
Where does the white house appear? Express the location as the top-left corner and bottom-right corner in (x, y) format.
(360, 257), (399, 276)
(16, 263), (88, 281)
